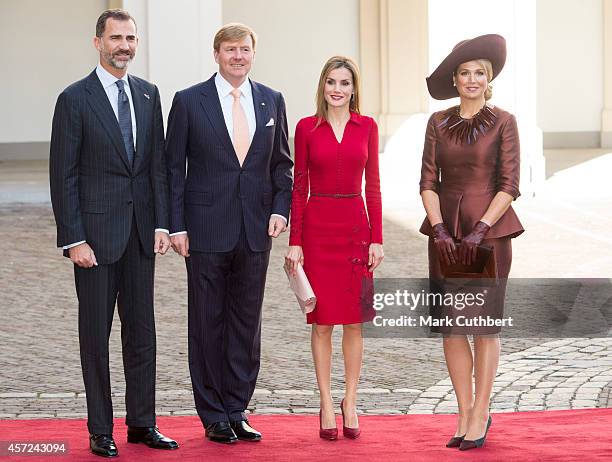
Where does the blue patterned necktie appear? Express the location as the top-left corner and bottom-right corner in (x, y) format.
(115, 80), (134, 166)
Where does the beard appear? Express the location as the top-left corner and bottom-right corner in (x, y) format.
(101, 47), (134, 70)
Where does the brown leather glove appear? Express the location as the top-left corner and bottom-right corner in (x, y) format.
(432, 222), (457, 266)
(458, 221), (491, 265)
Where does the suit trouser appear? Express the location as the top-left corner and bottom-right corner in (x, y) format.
(186, 223), (270, 426)
(74, 224), (156, 434)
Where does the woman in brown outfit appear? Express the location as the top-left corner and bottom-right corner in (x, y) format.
(419, 34), (524, 451)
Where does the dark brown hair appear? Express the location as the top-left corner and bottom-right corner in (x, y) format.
(96, 9), (137, 37)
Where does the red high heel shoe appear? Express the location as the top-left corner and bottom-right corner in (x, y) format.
(340, 399), (361, 439)
(319, 409), (338, 440)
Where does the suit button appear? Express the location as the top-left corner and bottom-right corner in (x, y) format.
(127, 200), (133, 204)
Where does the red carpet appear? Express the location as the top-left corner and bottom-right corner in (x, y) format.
(1, 409), (611, 461)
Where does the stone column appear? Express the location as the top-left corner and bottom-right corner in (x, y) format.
(359, 0), (429, 141)
(113, 0), (222, 120)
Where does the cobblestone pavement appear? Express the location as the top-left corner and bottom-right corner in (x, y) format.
(1, 151), (611, 419)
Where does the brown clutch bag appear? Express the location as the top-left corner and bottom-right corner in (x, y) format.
(284, 263), (317, 314)
(440, 242), (497, 279)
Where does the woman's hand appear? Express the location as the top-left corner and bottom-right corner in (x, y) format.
(368, 243), (384, 272)
(458, 221), (490, 265)
(432, 222), (457, 266)
(284, 245), (304, 276)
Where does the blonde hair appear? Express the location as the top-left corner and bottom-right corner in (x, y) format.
(315, 56), (361, 125)
(213, 23), (257, 51)
(454, 59), (494, 100)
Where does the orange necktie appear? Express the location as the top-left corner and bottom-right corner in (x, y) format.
(230, 88), (250, 166)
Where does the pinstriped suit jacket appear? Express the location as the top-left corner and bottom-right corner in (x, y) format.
(49, 70), (169, 265)
(165, 74), (294, 253)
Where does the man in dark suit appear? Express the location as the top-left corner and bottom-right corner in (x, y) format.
(49, 9), (178, 457)
(166, 23), (293, 443)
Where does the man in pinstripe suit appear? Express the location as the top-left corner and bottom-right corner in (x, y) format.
(49, 9), (177, 457)
(166, 23), (293, 443)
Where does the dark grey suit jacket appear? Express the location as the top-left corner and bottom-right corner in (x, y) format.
(49, 69), (169, 265)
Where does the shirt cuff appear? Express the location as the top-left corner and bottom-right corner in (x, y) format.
(169, 231), (188, 237)
(271, 214), (287, 225)
(155, 228), (169, 234)
(63, 240), (86, 250)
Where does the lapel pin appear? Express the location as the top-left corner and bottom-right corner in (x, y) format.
(144, 93), (150, 99)
(261, 102), (265, 106)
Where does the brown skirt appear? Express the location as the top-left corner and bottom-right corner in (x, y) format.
(427, 237), (512, 335)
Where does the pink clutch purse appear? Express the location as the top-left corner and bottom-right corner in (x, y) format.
(284, 263), (316, 314)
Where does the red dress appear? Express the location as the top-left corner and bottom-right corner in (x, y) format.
(289, 113), (383, 325)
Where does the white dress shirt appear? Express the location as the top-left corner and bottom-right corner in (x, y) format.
(170, 73), (286, 237)
(95, 64), (137, 149)
(215, 72), (256, 145)
(64, 64), (167, 250)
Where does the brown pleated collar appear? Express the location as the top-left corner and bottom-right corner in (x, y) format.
(438, 104), (497, 145)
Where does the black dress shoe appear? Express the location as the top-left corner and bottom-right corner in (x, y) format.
(205, 421), (238, 444)
(231, 420), (262, 442)
(90, 434), (118, 458)
(127, 426), (179, 450)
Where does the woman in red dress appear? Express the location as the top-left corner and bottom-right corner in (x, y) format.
(285, 56), (383, 440)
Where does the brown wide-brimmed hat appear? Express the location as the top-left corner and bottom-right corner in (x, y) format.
(426, 34), (506, 100)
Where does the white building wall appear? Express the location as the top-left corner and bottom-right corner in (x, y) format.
(222, 0), (360, 132)
(537, 0), (603, 140)
(0, 0), (605, 156)
(0, 0), (106, 144)
(144, 0), (222, 122)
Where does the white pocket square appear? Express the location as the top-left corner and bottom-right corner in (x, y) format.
(265, 118), (275, 127)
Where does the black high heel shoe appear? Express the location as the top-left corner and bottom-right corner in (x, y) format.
(459, 415), (492, 451)
(446, 435), (465, 448)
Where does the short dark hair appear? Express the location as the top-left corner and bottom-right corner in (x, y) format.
(95, 9), (137, 37)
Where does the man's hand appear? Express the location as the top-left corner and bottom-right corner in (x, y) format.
(154, 231), (171, 255)
(268, 216), (287, 238)
(69, 243), (98, 268)
(170, 233), (190, 257)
